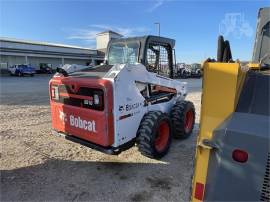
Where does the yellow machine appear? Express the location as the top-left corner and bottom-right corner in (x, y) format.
(191, 7), (270, 201)
(191, 61), (247, 201)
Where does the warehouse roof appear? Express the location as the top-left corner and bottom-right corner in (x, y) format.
(0, 37), (95, 51)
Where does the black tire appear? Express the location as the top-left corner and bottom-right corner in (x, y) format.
(170, 100), (195, 139)
(217, 35), (225, 62)
(136, 111), (172, 159)
(30, 74), (34, 77)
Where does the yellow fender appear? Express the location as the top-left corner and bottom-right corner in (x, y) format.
(191, 62), (246, 201)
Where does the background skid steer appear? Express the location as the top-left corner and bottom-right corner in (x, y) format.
(50, 35), (195, 159)
(191, 7), (270, 201)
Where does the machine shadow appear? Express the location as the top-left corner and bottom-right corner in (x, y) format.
(1, 160), (183, 201)
(1, 124), (199, 202)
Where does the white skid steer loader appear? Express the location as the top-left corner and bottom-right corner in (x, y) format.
(50, 35), (195, 159)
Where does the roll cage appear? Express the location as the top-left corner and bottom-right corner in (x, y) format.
(106, 35), (175, 78)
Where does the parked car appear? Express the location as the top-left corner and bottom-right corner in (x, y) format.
(8, 64), (35, 76)
(36, 63), (53, 74)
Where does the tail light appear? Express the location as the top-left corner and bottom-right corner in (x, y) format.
(51, 85), (59, 100)
(94, 94), (100, 105)
(232, 149), (248, 163)
(194, 182), (204, 200)
(83, 93), (103, 110)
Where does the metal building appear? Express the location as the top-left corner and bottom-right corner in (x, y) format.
(0, 30), (122, 71)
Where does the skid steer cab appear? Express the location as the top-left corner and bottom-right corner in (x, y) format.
(49, 35), (195, 159)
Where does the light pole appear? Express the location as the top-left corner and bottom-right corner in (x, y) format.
(154, 22), (161, 74)
(154, 22), (160, 37)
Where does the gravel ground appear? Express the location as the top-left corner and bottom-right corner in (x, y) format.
(0, 75), (202, 202)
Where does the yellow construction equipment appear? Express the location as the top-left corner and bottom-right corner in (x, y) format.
(191, 7), (269, 201)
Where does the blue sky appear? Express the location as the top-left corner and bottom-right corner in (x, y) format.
(0, 0), (269, 63)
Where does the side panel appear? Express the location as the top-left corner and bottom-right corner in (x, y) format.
(204, 112), (269, 201)
(110, 64), (186, 147)
(113, 75), (146, 147)
(236, 70), (270, 116)
(191, 62), (245, 201)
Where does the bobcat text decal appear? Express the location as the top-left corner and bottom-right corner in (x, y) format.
(119, 102), (143, 113)
(59, 110), (97, 133)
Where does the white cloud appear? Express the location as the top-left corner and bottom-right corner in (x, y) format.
(147, 0), (165, 12)
(90, 24), (148, 36)
(68, 29), (99, 41)
(67, 24), (149, 45)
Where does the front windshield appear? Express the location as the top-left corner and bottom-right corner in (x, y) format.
(108, 42), (139, 65)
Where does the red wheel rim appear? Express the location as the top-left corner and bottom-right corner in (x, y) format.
(155, 121), (170, 152)
(184, 110), (194, 133)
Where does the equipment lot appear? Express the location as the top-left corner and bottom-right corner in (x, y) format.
(0, 75), (202, 201)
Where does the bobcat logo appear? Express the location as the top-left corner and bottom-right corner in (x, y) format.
(59, 110), (67, 123)
(58, 110), (97, 133)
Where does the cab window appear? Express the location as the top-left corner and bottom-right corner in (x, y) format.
(146, 42), (171, 77)
(108, 42), (139, 65)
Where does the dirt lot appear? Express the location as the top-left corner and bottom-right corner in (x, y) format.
(0, 75), (202, 202)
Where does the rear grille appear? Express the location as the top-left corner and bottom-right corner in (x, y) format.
(261, 153), (270, 201)
(57, 85), (104, 111)
(77, 87), (96, 96)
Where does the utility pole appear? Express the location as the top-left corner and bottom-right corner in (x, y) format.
(154, 22), (160, 37)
